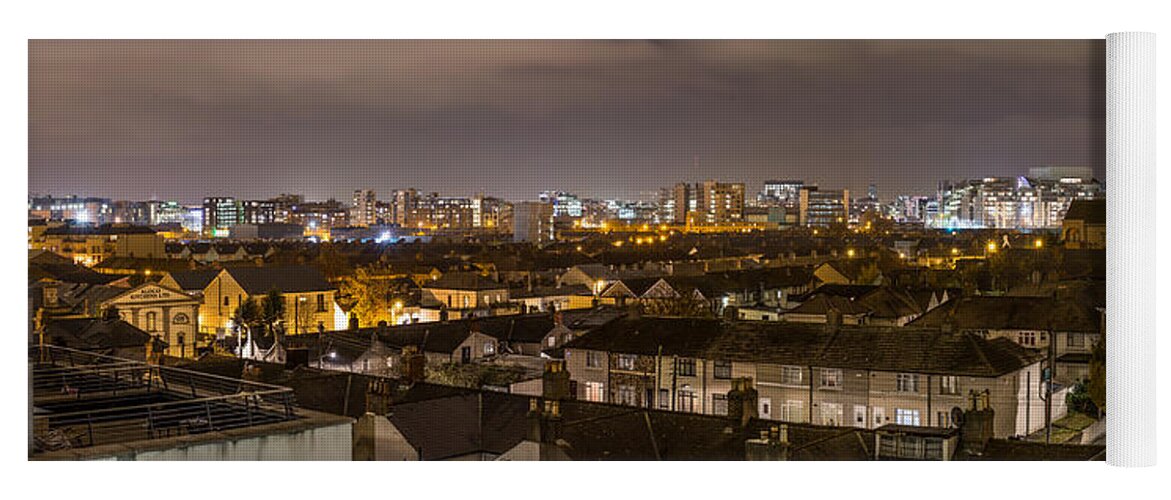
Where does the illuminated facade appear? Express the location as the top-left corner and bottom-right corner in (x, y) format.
(798, 187), (850, 228)
(37, 224), (165, 266)
(696, 180), (745, 225)
(351, 189), (377, 227)
(202, 197), (241, 238)
(931, 174), (1103, 230)
(28, 196), (112, 225)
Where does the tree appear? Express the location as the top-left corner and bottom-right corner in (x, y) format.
(641, 290), (713, 318)
(232, 297), (262, 350)
(260, 289), (286, 338)
(339, 266), (392, 326)
(1087, 335), (1106, 417)
(315, 242), (352, 280)
(339, 264), (414, 327)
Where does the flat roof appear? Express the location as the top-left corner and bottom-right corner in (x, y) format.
(29, 346), (347, 460)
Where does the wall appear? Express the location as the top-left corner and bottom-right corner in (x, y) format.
(118, 422), (352, 461)
(565, 348), (608, 402)
(353, 413), (418, 461)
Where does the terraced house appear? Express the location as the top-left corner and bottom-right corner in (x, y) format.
(563, 317), (1053, 439)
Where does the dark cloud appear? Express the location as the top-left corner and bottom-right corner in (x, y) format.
(29, 39), (1104, 203)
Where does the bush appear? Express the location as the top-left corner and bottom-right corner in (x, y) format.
(1065, 379), (1099, 416)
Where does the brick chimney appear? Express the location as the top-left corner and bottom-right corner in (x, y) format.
(745, 424), (790, 461)
(542, 360), (571, 401)
(526, 396), (566, 444)
(959, 389), (995, 456)
(365, 377), (395, 416)
(400, 345), (426, 385)
(726, 377), (759, 429)
(825, 306), (843, 333)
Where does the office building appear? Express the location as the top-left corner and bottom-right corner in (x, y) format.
(798, 187), (850, 228)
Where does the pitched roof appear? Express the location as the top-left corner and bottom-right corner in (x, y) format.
(1063, 199), (1106, 224)
(566, 317), (1044, 377)
(423, 272), (506, 291)
(908, 296), (1102, 333)
(29, 262), (121, 286)
(389, 389), (530, 460)
(164, 269), (221, 291)
(785, 294), (873, 316)
(562, 317), (727, 358)
(224, 266), (333, 294)
(42, 318), (160, 351)
(94, 257), (198, 273)
(42, 224), (157, 236)
(970, 439), (1106, 461)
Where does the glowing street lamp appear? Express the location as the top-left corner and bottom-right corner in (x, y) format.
(846, 249), (856, 258)
(986, 241), (998, 254)
(1034, 239), (1044, 249)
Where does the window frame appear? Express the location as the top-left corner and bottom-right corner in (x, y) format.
(819, 368), (842, 390)
(896, 373), (920, 393)
(895, 408), (921, 426)
(616, 354), (638, 371)
(781, 365), (804, 386)
(713, 360), (733, 380)
(712, 394), (729, 416)
(939, 375), (959, 395)
(585, 351), (603, 368)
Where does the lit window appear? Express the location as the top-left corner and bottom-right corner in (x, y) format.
(895, 408), (921, 426)
(676, 358), (697, 377)
(584, 382), (605, 402)
(483, 342), (495, 355)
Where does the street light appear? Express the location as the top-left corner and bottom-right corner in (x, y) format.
(986, 241), (998, 254)
(1034, 239), (1044, 249)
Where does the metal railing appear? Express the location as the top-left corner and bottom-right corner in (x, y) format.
(30, 346), (300, 455)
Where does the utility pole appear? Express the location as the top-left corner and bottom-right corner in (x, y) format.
(1045, 328), (1055, 444)
(1044, 310), (1057, 444)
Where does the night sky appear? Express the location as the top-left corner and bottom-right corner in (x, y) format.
(29, 40), (1105, 204)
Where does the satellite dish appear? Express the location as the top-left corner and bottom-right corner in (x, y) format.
(950, 407), (965, 428)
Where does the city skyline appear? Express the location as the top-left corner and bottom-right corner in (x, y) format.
(30, 40), (1104, 203)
